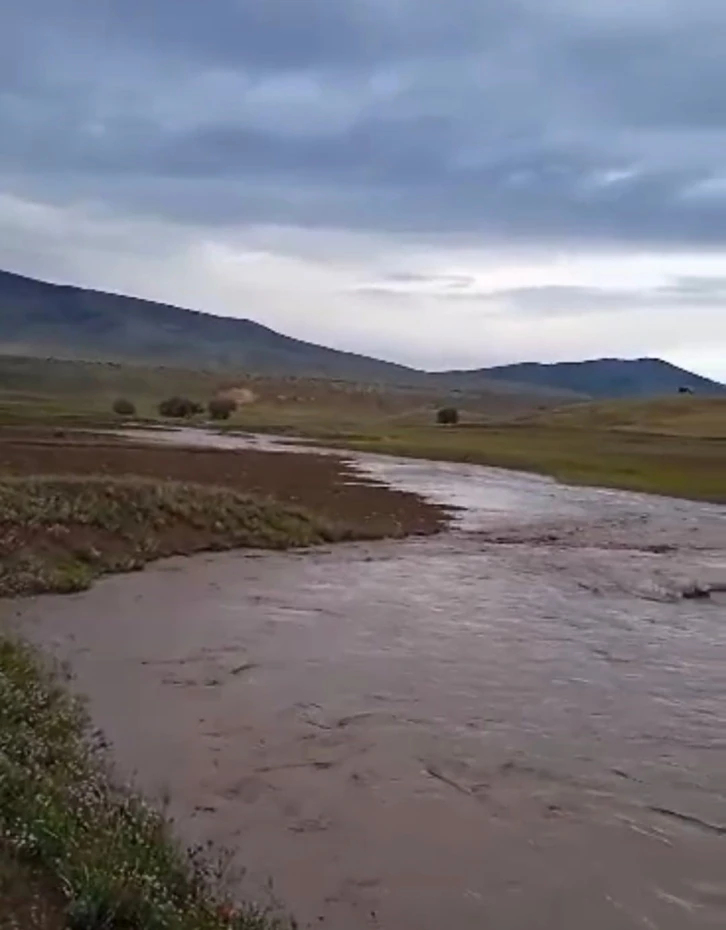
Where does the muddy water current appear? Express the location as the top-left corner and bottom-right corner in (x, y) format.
(9, 430), (726, 929)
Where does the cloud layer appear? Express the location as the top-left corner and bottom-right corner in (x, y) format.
(1, 0), (725, 377)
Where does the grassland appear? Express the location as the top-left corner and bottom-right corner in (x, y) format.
(0, 636), (287, 929)
(1, 354), (725, 503)
(0, 354), (554, 429)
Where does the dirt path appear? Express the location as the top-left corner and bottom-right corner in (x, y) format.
(8, 432), (726, 929)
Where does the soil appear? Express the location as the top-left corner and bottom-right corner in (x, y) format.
(0, 430), (449, 538)
(0, 845), (66, 930)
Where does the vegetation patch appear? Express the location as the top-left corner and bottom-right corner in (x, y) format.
(0, 475), (355, 598)
(0, 433), (448, 542)
(0, 636), (286, 929)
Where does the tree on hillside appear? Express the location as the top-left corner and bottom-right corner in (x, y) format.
(158, 396), (202, 418)
(436, 407), (459, 425)
(112, 397), (136, 418)
(208, 396), (237, 420)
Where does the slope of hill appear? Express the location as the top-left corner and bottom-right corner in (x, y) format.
(0, 268), (426, 384)
(1, 267), (723, 399)
(475, 358), (726, 398)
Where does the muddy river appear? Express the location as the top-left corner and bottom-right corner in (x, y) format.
(9, 431), (726, 929)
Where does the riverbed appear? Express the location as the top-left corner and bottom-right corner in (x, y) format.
(9, 430), (726, 929)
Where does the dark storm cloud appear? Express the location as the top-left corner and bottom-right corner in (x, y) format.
(3, 0), (726, 244)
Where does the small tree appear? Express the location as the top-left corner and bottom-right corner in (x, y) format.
(208, 396), (237, 421)
(158, 396), (202, 418)
(436, 407), (459, 426)
(112, 397), (136, 418)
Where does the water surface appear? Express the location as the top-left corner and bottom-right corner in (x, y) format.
(11, 430), (726, 929)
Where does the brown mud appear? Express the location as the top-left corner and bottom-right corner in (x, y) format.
(0, 428), (447, 537)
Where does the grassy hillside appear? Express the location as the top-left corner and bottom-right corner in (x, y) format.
(0, 268), (431, 383)
(0, 354), (556, 429)
(7, 268), (558, 394)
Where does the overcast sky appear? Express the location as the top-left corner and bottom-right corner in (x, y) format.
(1, 0), (725, 379)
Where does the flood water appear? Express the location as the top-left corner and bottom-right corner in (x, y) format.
(9, 430), (726, 929)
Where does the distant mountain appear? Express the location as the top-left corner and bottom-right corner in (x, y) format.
(1, 268), (723, 399)
(0, 268), (423, 384)
(476, 358), (726, 398)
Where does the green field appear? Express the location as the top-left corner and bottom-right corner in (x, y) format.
(1, 354), (725, 503)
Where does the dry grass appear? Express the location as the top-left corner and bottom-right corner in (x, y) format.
(0, 637), (289, 929)
(0, 475), (355, 598)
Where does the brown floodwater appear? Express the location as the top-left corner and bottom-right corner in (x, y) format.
(8, 430), (726, 929)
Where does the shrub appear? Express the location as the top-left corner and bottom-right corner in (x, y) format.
(436, 407), (459, 425)
(158, 396), (202, 418)
(208, 396), (237, 421)
(112, 397), (136, 418)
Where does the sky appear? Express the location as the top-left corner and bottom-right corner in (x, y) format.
(1, 0), (725, 379)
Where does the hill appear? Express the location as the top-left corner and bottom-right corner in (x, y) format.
(469, 358), (726, 398)
(0, 268), (425, 384)
(1, 268), (723, 399)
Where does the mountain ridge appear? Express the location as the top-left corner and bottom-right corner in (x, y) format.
(433, 357), (726, 398)
(1, 267), (723, 399)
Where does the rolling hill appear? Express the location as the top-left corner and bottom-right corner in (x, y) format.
(1, 267), (723, 399)
(433, 358), (726, 398)
(0, 268), (422, 384)
(481, 358), (726, 398)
